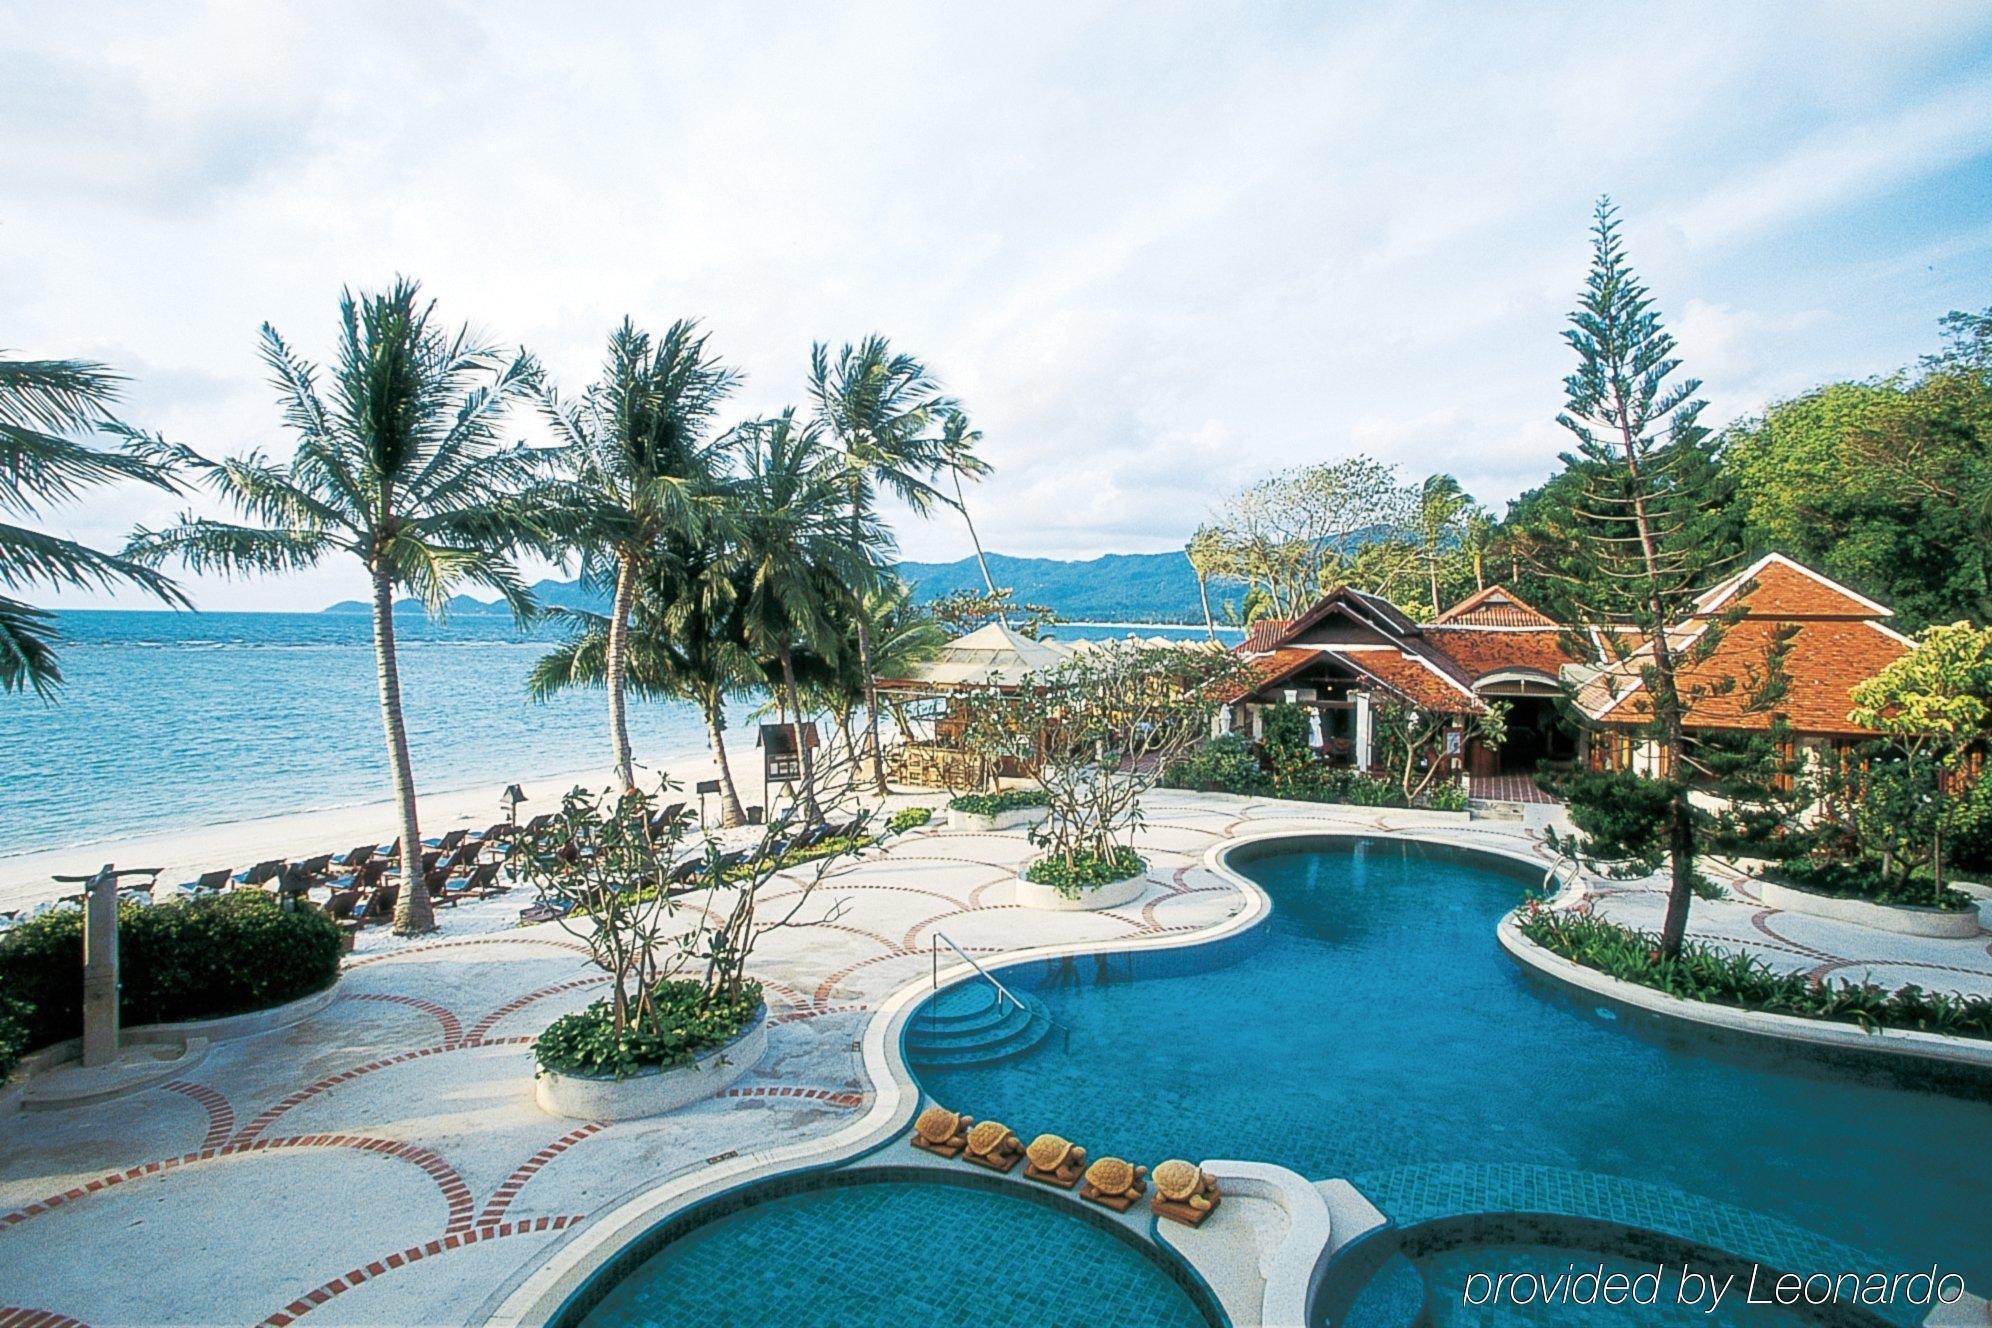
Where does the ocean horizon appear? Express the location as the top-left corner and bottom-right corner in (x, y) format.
(1, 609), (1230, 859)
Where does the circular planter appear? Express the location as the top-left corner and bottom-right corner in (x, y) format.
(534, 1008), (768, 1122)
(947, 804), (1050, 834)
(1013, 867), (1148, 912)
(1758, 879), (1981, 939)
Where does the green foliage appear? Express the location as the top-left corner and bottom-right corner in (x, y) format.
(1424, 780), (1470, 813)
(946, 789), (1049, 816)
(0, 993), (30, 1080)
(1767, 858), (1971, 911)
(1258, 702), (1312, 752)
(929, 587), (1060, 640)
(533, 978), (763, 1079)
(1023, 847), (1147, 898)
(1544, 769), (1678, 878)
(0, 892), (342, 1053)
(1516, 905), (1992, 1040)
(1160, 734), (1263, 793)
(1849, 621), (1992, 757)
(887, 806), (933, 833)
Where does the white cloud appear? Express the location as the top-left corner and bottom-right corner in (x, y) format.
(5, 0), (1991, 609)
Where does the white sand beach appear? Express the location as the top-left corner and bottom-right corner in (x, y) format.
(0, 737), (752, 913)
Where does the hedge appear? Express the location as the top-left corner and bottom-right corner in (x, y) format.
(0, 891), (343, 1068)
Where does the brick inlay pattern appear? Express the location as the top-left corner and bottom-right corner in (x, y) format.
(0, 1135), (475, 1235)
(255, 1216), (583, 1327)
(161, 1081), (235, 1152)
(339, 992), (464, 1046)
(475, 1123), (603, 1227)
(714, 1085), (865, 1108)
(232, 1037), (533, 1143)
(0, 1309), (88, 1328)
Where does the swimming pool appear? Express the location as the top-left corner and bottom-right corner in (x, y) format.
(572, 1170), (1217, 1328)
(910, 836), (1992, 1303)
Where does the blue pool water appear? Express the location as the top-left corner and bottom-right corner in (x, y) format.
(911, 838), (1992, 1300)
(576, 1176), (1213, 1328)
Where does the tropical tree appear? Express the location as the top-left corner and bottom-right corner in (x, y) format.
(1, 355), (184, 695)
(729, 407), (885, 820)
(125, 280), (542, 933)
(1549, 200), (1735, 958)
(1203, 457), (1415, 619)
(536, 319), (739, 788)
(528, 551), (760, 826)
(1412, 473), (1474, 617)
(1184, 525), (1236, 642)
(808, 336), (957, 792)
(939, 410), (1000, 604)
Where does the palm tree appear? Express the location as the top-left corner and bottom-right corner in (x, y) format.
(787, 579), (945, 758)
(1184, 525), (1233, 643)
(126, 280), (542, 934)
(938, 411), (999, 604)
(2, 355), (185, 695)
(807, 336), (956, 793)
(537, 320), (739, 788)
(1414, 473), (1473, 617)
(728, 408), (884, 820)
(528, 548), (759, 826)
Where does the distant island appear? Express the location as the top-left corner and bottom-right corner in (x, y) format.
(324, 550), (1237, 625)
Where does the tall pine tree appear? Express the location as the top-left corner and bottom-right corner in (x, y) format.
(1554, 199), (1739, 958)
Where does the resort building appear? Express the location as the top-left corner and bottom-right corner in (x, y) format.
(1220, 553), (1911, 796)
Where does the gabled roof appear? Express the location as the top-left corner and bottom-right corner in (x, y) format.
(1242, 618), (1295, 654)
(1423, 626), (1578, 682)
(1565, 555), (1911, 736)
(1430, 585), (1558, 629)
(1338, 649), (1486, 714)
(1692, 553), (1892, 620)
(878, 621), (1070, 690)
(1274, 585), (1417, 646)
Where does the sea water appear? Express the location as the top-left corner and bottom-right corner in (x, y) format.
(0, 609), (744, 856)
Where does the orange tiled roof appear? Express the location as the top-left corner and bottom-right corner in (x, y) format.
(1338, 650), (1485, 714)
(1242, 618), (1295, 654)
(1430, 585), (1559, 628)
(1568, 556), (1911, 736)
(1219, 647), (1317, 703)
(1422, 627), (1579, 681)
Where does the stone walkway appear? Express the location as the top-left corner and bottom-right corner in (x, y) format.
(1, 792), (1985, 1327)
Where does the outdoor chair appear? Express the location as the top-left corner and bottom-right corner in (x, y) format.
(177, 868), (232, 896)
(233, 859), (285, 889)
(335, 844), (377, 870)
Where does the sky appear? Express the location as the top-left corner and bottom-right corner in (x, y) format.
(7, 1), (1992, 613)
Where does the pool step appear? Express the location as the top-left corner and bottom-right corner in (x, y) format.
(906, 984), (1053, 1068)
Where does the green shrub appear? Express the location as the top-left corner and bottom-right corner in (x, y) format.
(1516, 905), (1992, 1040)
(1423, 781), (1471, 813)
(0, 993), (30, 1080)
(0, 892), (343, 1054)
(1766, 858), (1973, 911)
(534, 978), (764, 1079)
(888, 806), (934, 833)
(1023, 847), (1147, 898)
(947, 789), (1050, 817)
(1161, 734), (1264, 793)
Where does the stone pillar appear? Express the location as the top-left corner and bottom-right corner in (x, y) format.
(1354, 692), (1373, 771)
(82, 864), (120, 1069)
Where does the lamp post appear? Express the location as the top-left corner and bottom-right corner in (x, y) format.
(502, 784), (527, 832)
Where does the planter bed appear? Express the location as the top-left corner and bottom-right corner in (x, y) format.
(1013, 870), (1148, 913)
(536, 1006), (768, 1122)
(1758, 878), (1981, 939)
(947, 805), (1050, 834)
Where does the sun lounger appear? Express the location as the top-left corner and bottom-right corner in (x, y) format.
(422, 828), (469, 853)
(176, 868), (233, 897)
(336, 843), (377, 870)
(233, 859), (285, 889)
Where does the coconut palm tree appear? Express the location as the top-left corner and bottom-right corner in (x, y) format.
(528, 547), (759, 826)
(1, 355), (185, 695)
(728, 407), (885, 820)
(939, 410), (999, 603)
(536, 319), (740, 787)
(807, 336), (956, 792)
(125, 280), (542, 934)
(784, 579), (945, 758)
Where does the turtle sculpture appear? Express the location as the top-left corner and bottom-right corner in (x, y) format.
(1080, 1156), (1149, 1212)
(1149, 1160), (1222, 1226)
(910, 1106), (974, 1159)
(962, 1120), (1024, 1174)
(1022, 1133), (1088, 1189)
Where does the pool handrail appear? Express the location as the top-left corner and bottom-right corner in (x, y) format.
(930, 931), (1066, 1029)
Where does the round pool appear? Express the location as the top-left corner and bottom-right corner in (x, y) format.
(909, 836), (1992, 1299)
(571, 1171), (1218, 1328)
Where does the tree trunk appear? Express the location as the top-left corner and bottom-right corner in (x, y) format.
(606, 552), (637, 789)
(779, 646), (822, 823)
(1195, 569), (1217, 642)
(373, 569), (434, 935)
(851, 495), (888, 794)
(702, 693), (747, 827)
(956, 466), (1003, 610)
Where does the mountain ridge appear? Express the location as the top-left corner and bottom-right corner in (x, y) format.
(323, 550), (1233, 624)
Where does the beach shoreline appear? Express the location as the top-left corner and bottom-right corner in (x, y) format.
(0, 736), (747, 912)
